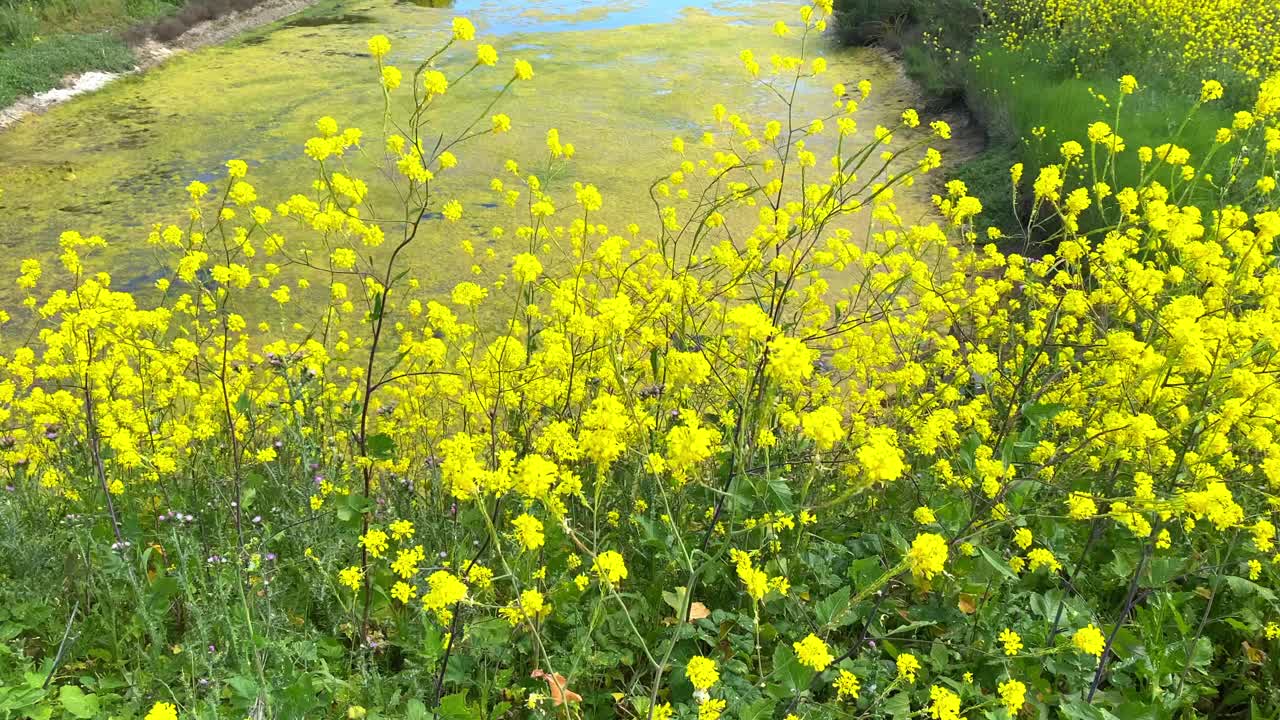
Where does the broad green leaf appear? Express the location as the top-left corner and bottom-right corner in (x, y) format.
(815, 586), (850, 626)
(740, 699), (776, 720)
(1022, 402), (1067, 426)
(882, 691), (912, 719)
(406, 698), (429, 720)
(147, 575), (181, 614)
(978, 546), (1020, 583)
(662, 587), (690, 614)
(366, 433), (396, 460)
(436, 691), (472, 720)
(59, 685), (99, 719)
(1225, 576), (1278, 603)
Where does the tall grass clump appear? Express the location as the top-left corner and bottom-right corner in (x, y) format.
(834, 0), (1278, 237)
(2, 2), (1280, 719)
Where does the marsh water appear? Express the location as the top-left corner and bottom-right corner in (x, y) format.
(0, 0), (936, 305)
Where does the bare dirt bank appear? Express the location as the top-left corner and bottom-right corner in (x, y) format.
(0, 0), (316, 131)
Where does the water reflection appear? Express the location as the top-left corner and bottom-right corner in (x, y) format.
(435, 0), (752, 35)
(281, 13), (378, 27)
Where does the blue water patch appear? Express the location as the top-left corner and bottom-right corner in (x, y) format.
(447, 0), (755, 36)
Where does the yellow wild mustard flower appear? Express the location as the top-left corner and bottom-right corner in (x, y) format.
(999, 628), (1023, 655)
(144, 703), (178, 720)
(908, 533), (948, 581)
(1074, 624), (1107, 658)
(896, 652), (921, 683)
(793, 634), (833, 671)
(833, 669), (860, 700)
(999, 679), (1027, 714)
(592, 550), (628, 585)
(686, 655), (719, 690)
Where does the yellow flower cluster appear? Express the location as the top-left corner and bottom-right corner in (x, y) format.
(3, 2), (1280, 716)
(685, 655), (719, 691)
(985, 0), (1280, 84)
(793, 634), (833, 671)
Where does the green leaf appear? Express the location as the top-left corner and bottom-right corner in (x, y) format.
(58, 685), (99, 719)
(406, 698), (429, 720)
(0, 686), (44, 712)
(467, 617), (510, 649)
(846, 556), (882, 587)
(436, 692), (472, 720)
(1145, 557), (1185, 586)
(1174, 636), (1213, 673)
(1225, 575), (1278, 603)
(815, 586), (851, 627)
(366, 433), (396, 460)
(770, 643), (813, 694)
(420, 622), (444, 661)
(662, 587), (691, 615)
(764, 474), (793, 511)
(739, 699), (776, 720)
(885, 619), (939, 636)
(1059, 698), (1120, 720)
(1022, 402), (1066, 426)
(147, 576), (181, 614)
(1111, 702), (1161, 720)
(227, 675), (260, 705)
(1029, 589), (1060, 621)
(346, 493), (375, 514)
(882, 692), (912, 719)
(978, 546), (1020, 583)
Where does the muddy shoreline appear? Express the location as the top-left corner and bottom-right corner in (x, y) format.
(0, 0), (317, 131)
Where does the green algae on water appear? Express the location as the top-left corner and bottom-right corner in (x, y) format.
(0, 0), (933, 312)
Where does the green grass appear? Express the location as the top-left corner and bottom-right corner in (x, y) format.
(0, 5), (39, 46)
(965, 45), (1233, 192)
(949, 143), (1021, 236)
(832, 0), (1243, 240)
(0, 0), (184, 107)
(2, 0), (181, 42)
(900, 42), (964, 109)
(0, 32), (136, 106)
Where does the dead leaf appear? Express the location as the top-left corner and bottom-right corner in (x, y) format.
(687, 602), (711, 621)
(531, 669), (583, 705)
(1243, 641), (1267, 664)
(958, 594), (977, 614)
(146, 543), (168, 581)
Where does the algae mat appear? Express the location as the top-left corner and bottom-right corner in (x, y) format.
(0, 0), (934, 306)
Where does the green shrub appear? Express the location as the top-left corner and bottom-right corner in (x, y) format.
(830, 0), (912, 46)
(964, 45), (1233, 195)
(900, 42), (963, 107)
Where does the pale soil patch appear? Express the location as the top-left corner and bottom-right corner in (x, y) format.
(0, 0), (316, 131)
